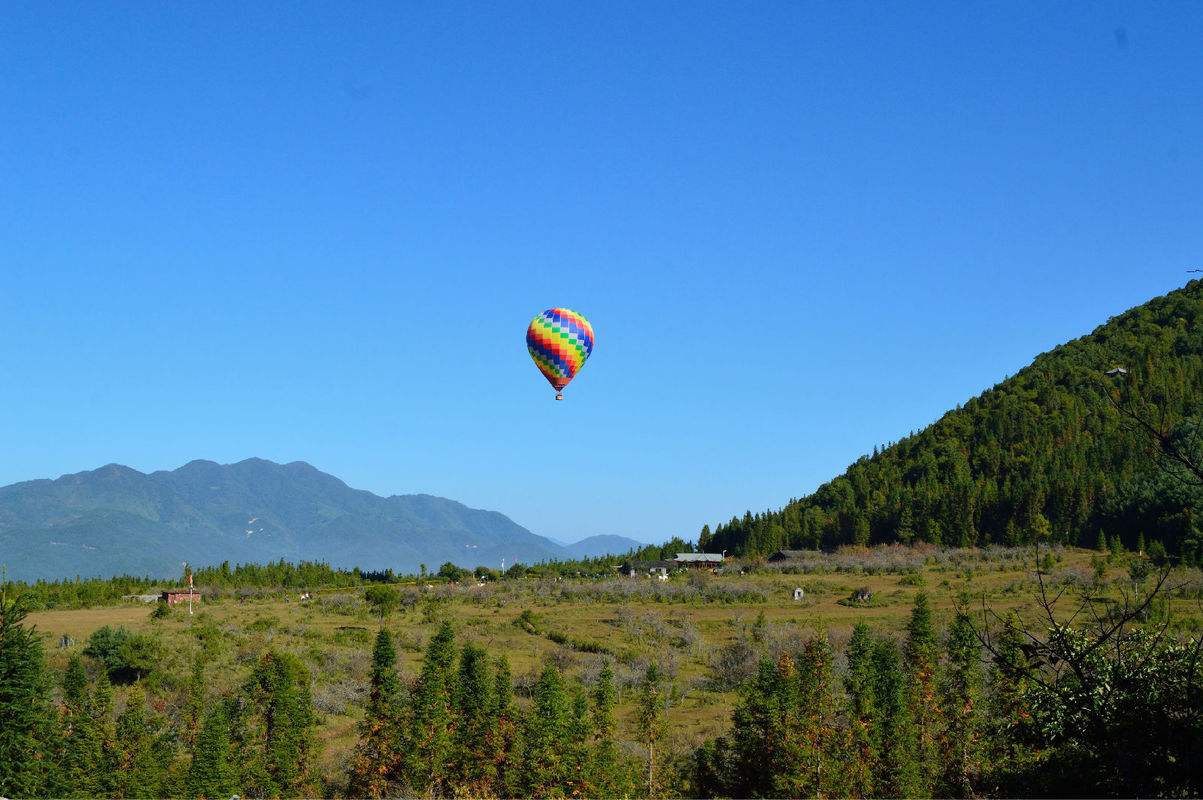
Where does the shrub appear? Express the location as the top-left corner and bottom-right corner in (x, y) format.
(83, 626), (160, 683)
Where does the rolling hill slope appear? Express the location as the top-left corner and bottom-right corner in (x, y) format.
(702, 281), (1203, 563)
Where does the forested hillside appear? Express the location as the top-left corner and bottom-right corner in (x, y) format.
(702, 281), (1203, 561)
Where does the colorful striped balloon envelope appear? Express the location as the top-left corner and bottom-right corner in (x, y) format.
(526, 308), (594, 400)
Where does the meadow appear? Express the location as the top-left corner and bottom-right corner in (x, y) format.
(25, 544), (1203, 782)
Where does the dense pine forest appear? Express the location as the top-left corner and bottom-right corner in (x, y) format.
(701, 281), (1203, 562)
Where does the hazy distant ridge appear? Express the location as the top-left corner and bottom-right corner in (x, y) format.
(0, 458), (637, 581)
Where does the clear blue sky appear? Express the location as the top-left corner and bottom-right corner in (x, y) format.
(2, 2), (1201, 545)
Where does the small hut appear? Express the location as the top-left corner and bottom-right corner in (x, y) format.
(792, 587), (805, 601)
(161, 588), (200, 607)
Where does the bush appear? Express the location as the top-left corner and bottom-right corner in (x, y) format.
(83, 626), (160, 682)
(363, 584), (401, 618)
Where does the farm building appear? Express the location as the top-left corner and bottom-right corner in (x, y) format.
(161, 588), (201, 607)
(673, 552), (724, 568)
(622, 560), (674, 578)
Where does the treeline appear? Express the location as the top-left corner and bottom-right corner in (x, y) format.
(6, 560), (365, 611)
(8, 548), (694, 611)
(701, 281), (1203, 562)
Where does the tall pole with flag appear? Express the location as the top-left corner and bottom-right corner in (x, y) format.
(182, 561), (194, 617)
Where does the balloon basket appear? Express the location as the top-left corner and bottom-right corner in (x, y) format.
(556, 392), (563, 401)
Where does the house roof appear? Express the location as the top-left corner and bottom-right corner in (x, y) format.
(674, 552), (724, 562)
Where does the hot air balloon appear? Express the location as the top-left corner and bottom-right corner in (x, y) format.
(526, 308), (594, 400)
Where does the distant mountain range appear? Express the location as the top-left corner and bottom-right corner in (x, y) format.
(560, 534), (649, 559)
(0, 459), (645, 581)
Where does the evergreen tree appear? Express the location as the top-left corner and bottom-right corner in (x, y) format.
(241, 651), (317, 798)
(0, 588), (54, 798)
(184, 653), (206, 747)
(794, 636), (839, 797)
(491, 656), (519, 797)
(62, 654), (88, 708)
(58, 656), (102, 798)
(844, 623), (878, 798)
(636, 664), (669, 798)
(939, 611), (982, 797)
(905, 592), (941, 795)
(518, 664), (572, 797)
(451, 642), (497, 793)
(872, 639), (921, 798)
(114, 683), (165, 799)
(897, 504), (915, 543)
(1096, 529), (1109, 551)
(89, 668), (117, 796)
(1110, 531), (1125, 555)
(348, 629), (404, 798)
(588, 661), (631, 797)
(985, 612), (1032, 779)
(400, 622), (457, 794)
(566, 683), (592, 796)
(188, 703), (236, 799)
(729, 658), (786, 798)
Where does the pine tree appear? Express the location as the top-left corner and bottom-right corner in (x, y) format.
(1096, 529), (1109, 551)
(939, 612), (982, 797)
(588, 661), (631, 797)
(62, 654), (88, 708)
(451, 642), (497, 793)
(872, 639), (921, 798)
(566, 683), (592, 796)
(898, 504), (915, 543)
(59, 664), (107, 793)
(844, 624), (878, 798)
(1110, 531), (1125, 555)
(636, 664), (669, 799)
(241, 651), (317, 798)
(905, 592), (941, 795)
(0, 588), (54, 798)
(400, 622), (457, 794)
(1029, 511), (1052, 542)
(795, 636), (839, 797)
(348, 629), (404, 798)
(114, 683), (165, 799)
(491, 656), (519, 797)
(518, 664), (572, 796)
(189, 703), (236, 799)
(985, 612), (1031, 774)
(729, 658), (786, 798)
(184, 653), (206, 747)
